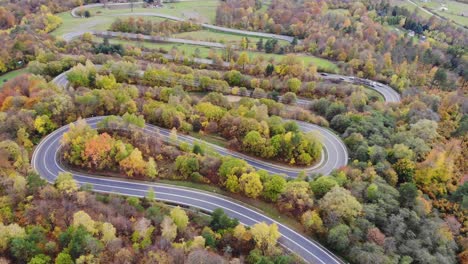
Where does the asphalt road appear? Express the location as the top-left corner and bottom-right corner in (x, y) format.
(35, 3), (400, 262)
(32, 117), (346, 264)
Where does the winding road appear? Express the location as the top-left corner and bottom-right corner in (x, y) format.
(31, 2), (402, 263)
(52, 70), (348, 177)
(70, 2), (295, 43)
(34, 75), (348, 264)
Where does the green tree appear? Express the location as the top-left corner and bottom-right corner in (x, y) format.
(287, 78), (302, 93)
(55, 252), (73, 264)
(9, 236), (41, 263)
(219, 157), (249, 180)
(327, 224), (351, 252)
(256, 38), (264, 50)
(262, 174), (286, 202)
(398, 183), (418, 208)
(310, 176), (338, 198)
(319, 186), (362, 223)
(175, 155), (199, 179)
(29, 254), (51, 264)
(432, 68), (447, 87)
(265, 64), (274, 76)
(210, 208), (239, 231)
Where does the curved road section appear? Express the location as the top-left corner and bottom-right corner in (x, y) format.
(52, 70), (348, 177)
(32, 117), (343, 264)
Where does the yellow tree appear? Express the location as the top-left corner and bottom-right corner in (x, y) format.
(170, 206), (189, 232)
(101, 222), (117, 244)
(239, 172), (263, 198)
(119, 148), (146, 177)
(73, 211), (97, 234)
(237, 51), (250, 70)
(250, 222), (281, 255)
(55, 172), (78, 194)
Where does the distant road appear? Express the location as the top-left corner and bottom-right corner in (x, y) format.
(66, 4), (401, 103)
(70, 2), (295, 43)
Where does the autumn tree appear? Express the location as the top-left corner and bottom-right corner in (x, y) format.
(250, 222), (281, 255)
(319, 186), (362, 223)
(170, 206), (189, 231)
(161, 216), (177, 242)
(119, 148), (147, 177)
(73, 211), (97, 234)
(239, 172), (263, 198)
(55, 172), (78, 194)
(237, 52), (250, 70)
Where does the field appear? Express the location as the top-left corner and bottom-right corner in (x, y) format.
(421, 0), (468, 26)
(0, 68), (28, 88)
(85, 1), (218, 23)
(53, 0), (218, 37)
(172, 29), (290, 47)
(391, 0), (468, 27)
(52, 12), (167, 37)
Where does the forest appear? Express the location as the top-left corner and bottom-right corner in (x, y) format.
(0, 0), (466, 263)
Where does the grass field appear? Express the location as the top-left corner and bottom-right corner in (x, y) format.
(0, 68), (28, 88)
(86, 0), (218, 23)
(391, 0), (468, 26)
(420, 0), (468, 26)
(53, 0), (218, 37)
(52, 12), (167, 37)
(97, 37), (338, 72)
(173, 29), (290, 47)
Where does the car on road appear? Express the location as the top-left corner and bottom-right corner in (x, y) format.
(320, 73), (328, 76)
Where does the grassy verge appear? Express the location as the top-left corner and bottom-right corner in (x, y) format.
(188, 131), (228, 148)
(157, 179), (305, 232)
(60, 158), (305, 233)
(95, 37), (338, 72)
(173, 29), (290, 47)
